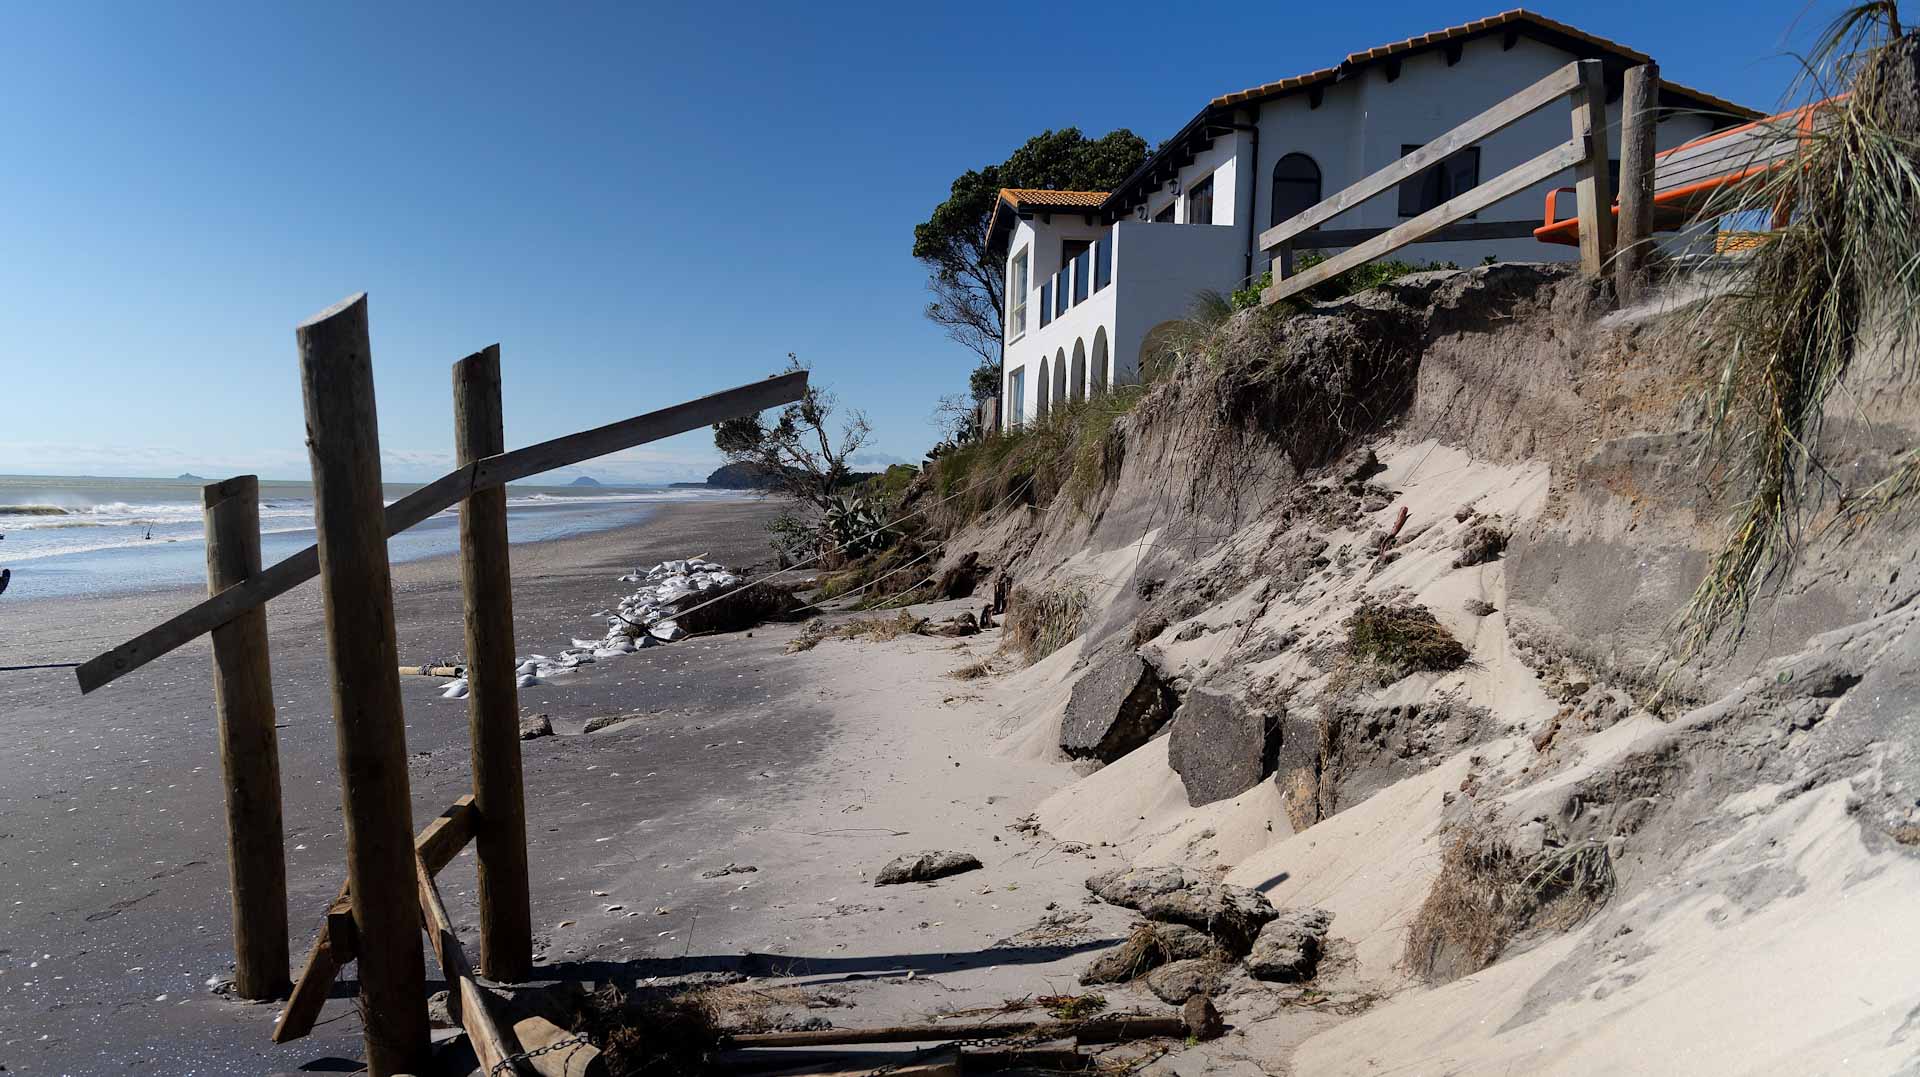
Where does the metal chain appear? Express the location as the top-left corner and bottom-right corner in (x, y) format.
(488, 1031), (595, 1075)
(859, 1030), (1061, 1077)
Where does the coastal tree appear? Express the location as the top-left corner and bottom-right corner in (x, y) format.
(712, 354), (871, 514)
(914, 128), (1149, 405)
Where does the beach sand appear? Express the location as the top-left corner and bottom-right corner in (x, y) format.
(0, 497), (823, 1074)
(2, 492), (1172, 1077)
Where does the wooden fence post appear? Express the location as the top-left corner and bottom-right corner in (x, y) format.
(1569, 60), (1617, 278)
(452, 345), (532, 982)
(296, 293), (428, 1077)
(1616, 63), (1661, 304)
(203, 475), (290, 1001)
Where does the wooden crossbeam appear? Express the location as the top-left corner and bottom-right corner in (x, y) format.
(272, 797), (476, 1044)
(1260, 61), (1588, 252)
(1265, 138), (1585, 305)
(76, 370), (809, 694)
(417, 852), (517, 1075)
(726, 1015), (1190, 1048)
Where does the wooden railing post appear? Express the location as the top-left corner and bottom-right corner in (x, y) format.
(452, 345), (532, 982)
(1615, 62), (1661, 304)
(296, 293), (428, 1077)
(1569, 60), (1617, 277)
(203, 474), (290, 1001)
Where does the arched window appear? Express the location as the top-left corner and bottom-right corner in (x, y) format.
(1070, 340), (1088, 401)
(1091, 328), (1110, 394)
(1271, 153), (1322, 229)
(1053, 349), (1068, 409)
(1036, 356), (1051, 419)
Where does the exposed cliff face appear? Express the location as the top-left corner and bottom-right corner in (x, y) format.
(937, 263), (1920, 1073)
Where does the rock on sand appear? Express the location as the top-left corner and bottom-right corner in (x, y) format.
(873, 850), (982, 886)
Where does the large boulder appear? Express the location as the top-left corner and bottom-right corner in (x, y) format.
(1138, 881), (1279, 956)
(935, 551), (983, 600)
(1167, 689), (1281, 806)
(1145, 958), (1234, 1004)
(1061, 654), (1175, 763)
(1085, 864), (1202, 909)
(1245, 907), (1334, 982)
(1079, 922), (1233, 985)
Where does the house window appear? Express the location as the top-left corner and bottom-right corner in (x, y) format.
(1007, 247), (1029, 341)
(1271, 153), (1322, 228)
(1187, 173), (1215, 225)
(1153, 201), (1175, 223)
(1397, 145), (1480, 217)
(1007, 368), (1026, 429)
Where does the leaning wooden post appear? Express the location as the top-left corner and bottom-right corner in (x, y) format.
(203, 475), (291, 1001)
(296, 293), (428, 1077)
(453, 344), (532, 982)
(1615, 62), (1661, 304)
(1569, 59), (1617, 278)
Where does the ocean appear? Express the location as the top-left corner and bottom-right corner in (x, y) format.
(0, 474), (749, 602)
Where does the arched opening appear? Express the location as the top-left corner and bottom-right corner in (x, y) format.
(1091, 328), (1110, 394)
(1271, 153), (1323, 229)
(1036, 356), (1051, 419)
(1070, 339), (1088, 401)
(1052, 348), (1068, 409)
(1137, 320), (1193, 385)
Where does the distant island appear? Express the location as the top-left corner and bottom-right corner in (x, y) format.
(672, 462), (782, 490)
(176, 472), (205, 481)
(670, 461), (888, 490)
(569, 476), (603, 487)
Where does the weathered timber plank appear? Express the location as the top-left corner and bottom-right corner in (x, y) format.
(271, 797), (476, 1044)
(417, 854), (517, 1075)
(1265, 139), (1584, 305)
(76, 370), (807, 693)
(1260, 60), (1585, 251)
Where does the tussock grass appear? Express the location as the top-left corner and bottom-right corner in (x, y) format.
(1003, 582), (1091, 665)
(786, 610), (926, 653)
(1344, 600), (1470, 679)
(1404, 830), (1530, 983)
(947, 659), (993, 680)
(1675, 5), (1920, 659)
(570, 984), (720, 1077)
(1404, 828), (1614, 983)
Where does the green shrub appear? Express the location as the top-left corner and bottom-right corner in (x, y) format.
(1230, 252), (1461, 311)
(1345, 599), (1470, 678)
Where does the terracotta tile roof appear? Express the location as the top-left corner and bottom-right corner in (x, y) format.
(987, 188), (1112, 253)
(1210, 9), (1758, 120)
(997, 188), (1111, 211)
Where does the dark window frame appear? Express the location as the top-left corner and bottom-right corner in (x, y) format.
(1397, 145), (1481, 218)
(1187, 172), (1215, 225)
(1270, 152), (1323, 229)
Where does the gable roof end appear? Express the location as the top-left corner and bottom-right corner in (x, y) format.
(987, 188), (1111, 254)
(1107, 8), (1761, 217)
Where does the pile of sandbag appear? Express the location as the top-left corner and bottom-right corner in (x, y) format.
(439, 558), (773, 699)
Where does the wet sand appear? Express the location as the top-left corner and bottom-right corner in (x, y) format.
(0, 497), (812, 1075)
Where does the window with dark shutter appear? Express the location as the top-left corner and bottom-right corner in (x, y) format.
(1397, 145), (1480, 216)
(1188, 173), (1215, 225)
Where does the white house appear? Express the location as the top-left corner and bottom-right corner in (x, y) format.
(988, 9), (1757, 430)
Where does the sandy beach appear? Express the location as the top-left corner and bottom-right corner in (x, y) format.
(0, 497), (836, 1074)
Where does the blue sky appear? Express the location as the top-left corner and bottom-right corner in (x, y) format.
(0, 1), (1836, 483)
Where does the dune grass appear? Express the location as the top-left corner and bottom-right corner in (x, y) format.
(1675, 5), (1920, 660)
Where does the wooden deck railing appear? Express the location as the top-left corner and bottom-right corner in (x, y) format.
(1261, 59), (1618, 305)
(77, 292), (807, 1076)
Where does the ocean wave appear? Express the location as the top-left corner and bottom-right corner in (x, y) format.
(0, 504), (71, 516)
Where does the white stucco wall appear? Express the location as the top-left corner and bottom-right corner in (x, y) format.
(997, 34), (1740, 430)
(1001, 217), (1247, 429)
(1136, 36), (1722, 271)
